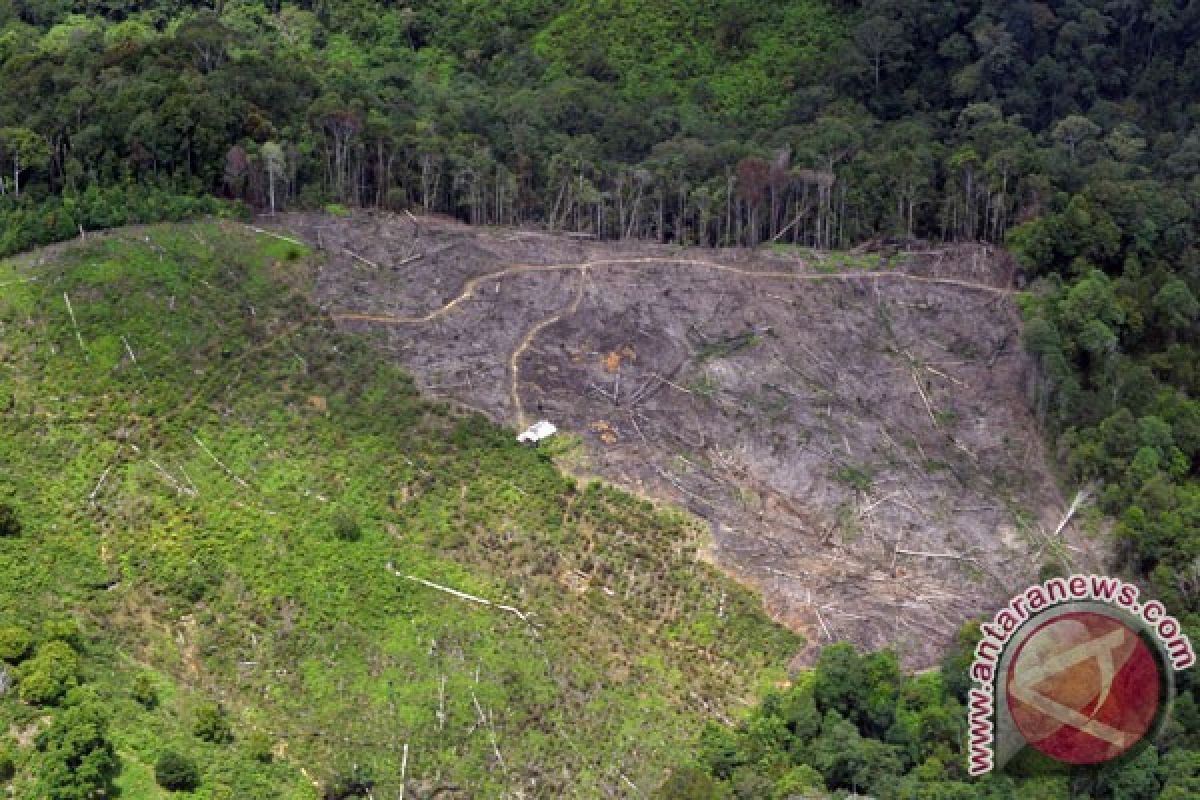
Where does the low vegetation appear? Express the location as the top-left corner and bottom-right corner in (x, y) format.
(0, 222), (796, 796)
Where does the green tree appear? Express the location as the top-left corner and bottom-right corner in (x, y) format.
(33, 694), (117, 800)
(245, 730), (274, 763)
(332, 508), (361, 542)
(1154, 279), (1199, 336)
(0, 739), (14, 781)
(192, 702), (233, 744)
(0, 128), (49, 197)
(18, 641), (79, 706)
(131, 671), (158, 709)
(812, 643), (868, 723)
(0, 503), (20, 537)
(654, 765), (729, 799)
(1052, 115), (1101, 162)
(852, 15), (910, 95)
(155, 749), (200, 791)
(0, 625), (32, 663)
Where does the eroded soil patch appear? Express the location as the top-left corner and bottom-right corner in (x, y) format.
(272, 211), (1102, 667)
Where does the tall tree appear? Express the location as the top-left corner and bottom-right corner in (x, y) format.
(262, 141), (286, 214)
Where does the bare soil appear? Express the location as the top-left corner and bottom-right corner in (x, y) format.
(266, 210), (1104, 668)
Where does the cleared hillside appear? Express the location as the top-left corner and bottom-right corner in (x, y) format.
(273, 210), (1105, 668)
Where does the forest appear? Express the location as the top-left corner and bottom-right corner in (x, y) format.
(0, 0), (1198, 797)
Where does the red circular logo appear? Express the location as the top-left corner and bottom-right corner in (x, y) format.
(1005, 611), (1161, 765)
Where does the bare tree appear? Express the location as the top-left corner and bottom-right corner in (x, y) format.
(262, 142), (286, 214)
(853, 16), (909, 94)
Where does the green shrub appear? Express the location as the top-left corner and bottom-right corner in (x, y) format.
(654, 765), (726, 799)
(332, 509), (361, 542)
(0, 626), (33, 664)
(193, 702), (233, 744)
(33, 697), (116, 798)
(180, 558), (225, 603)
(773, 764), (823, 798)
(0, 741), (13, 781)
(41, 618), (82, 649)
(245, 731), (274, 763)
(155, 749), (200, 791)
(0, 187), (232, 258)
(0, 504), (19, 537)
(323, 203), (351, 217)
(18, 641), (79, 706)
(131, 672), (158, 709)
(834, 465), (873, 492)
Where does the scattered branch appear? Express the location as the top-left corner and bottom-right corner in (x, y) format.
(652, 373), (694, 395)
(471, 690), (508, 776)
(437, 674), (447, 732)
(245, 225), (307, 248)
(120, 335), (138, 365)
(813, 605), (834, 642)
(588, 382), (617, 403)
(924, 363), (966, 388)
(894, 547), (979, 563)
(398, 743), (409, 800)
(344, 247), (380, 269)
(390, 566), (534, 627)
(89, 447), (123, 506)
(911, 369), (937, 425)
(1052, 486), (1093, 538)
(193, 435), (250, 489)
(149, 459), (196, 497)
(63, 292), (89, 361)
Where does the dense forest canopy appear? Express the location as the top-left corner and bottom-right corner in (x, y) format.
(0, 0), (1195, 247)
(1, 0), (1199, 797)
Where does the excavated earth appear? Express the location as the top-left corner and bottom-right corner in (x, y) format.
(265, 210), (1104, 668)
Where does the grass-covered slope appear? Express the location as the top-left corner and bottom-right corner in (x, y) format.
(0, 221), (797, 798)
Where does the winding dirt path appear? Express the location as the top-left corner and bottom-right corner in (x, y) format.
(509, 267), (590, 427)
(326, 253), (1015, 426)
(327, 256), (1014, 327)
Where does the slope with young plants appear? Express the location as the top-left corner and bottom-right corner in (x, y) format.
(0, 221), (796, 798)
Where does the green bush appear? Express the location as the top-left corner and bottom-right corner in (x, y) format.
(0, 504), (19, 537)
(653, 765), (728, 799)
(0, 187), (233, 258)
(193, 702), (233, 744)
(33, 696), (116, 798)
(0, 741), (14, 781)
(0, 626), (33, 664)
(155, 749), (200, 791)
(180, 558), (225, 603)
(41, 618), (82, 649)
(18, 641), (79, 706)
(332, 509), (362, 542)
(131, 672), (158, 709)
(245, 731), (274, 763)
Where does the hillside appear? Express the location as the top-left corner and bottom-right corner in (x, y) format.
(0, 0), (1198, 797)
(274, 210), (1102, 668)
(0, 222), (796, 797)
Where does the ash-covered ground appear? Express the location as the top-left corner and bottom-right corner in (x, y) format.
(267, 210), (1103, 668)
